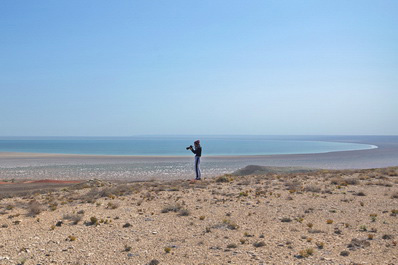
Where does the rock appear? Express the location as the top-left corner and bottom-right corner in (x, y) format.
(340, 250), (350, 256)
(382, 234), (394, 240)
(347, 238), (370, 250)
(147, 260), (160, 265)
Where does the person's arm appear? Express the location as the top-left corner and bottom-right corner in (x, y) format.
(190, 147), (197, 154)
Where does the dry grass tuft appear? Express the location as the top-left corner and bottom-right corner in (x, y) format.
(161, 204), (182, 213)
(27, 200), (44, 217)
(63, 213), (83, 225)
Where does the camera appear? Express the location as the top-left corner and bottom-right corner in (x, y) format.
(186, 145), (193, 150)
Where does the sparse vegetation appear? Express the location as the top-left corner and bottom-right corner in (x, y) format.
(216, 175), (231, 183)
(27, 200), (43, 217)
(316, 242), (324, 249)
(298, 248), (314, 258)
(1, 166), (397, 264)
(67, 235), (77, 241)
(164, 247), (171, 253)
(89, 216), (99, 226)
(222, 219), (239, 230)
(161, 204), (182, 213)
(63, 213), (83, 225)
(304, 185), (321, 193)
(107, 202), (119, 209)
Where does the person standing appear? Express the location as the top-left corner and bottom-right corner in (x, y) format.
(189, 140), (202, 180)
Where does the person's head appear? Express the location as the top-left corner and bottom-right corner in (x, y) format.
(194, 140), (200, 147)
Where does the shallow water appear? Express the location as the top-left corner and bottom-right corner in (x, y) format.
(0, 136), (376, 156)
(1, 136), (396, 181)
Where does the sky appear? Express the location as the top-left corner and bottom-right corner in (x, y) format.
(1, 0), (397, 136)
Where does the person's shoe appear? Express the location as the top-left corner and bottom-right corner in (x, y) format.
(195, 178), (201, 180)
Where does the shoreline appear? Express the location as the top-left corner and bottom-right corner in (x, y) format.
(0, 142), (380, 159)
(0, 136), (397, 181)
(0, 138), (378, 158)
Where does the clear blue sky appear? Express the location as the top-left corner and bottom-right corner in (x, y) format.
(1, 0), (397, 136)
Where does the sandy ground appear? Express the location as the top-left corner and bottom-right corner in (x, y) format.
(0, 167), (397, 265)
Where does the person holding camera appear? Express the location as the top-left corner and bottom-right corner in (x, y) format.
(187, 140), (202, 180)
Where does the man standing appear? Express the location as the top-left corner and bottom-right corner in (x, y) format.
(189, 140), (202, 180)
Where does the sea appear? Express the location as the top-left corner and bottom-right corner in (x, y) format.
(0, 136), (377, 156)
(2, 136), (397, 181)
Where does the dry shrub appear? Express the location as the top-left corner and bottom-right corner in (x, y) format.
(27, 200), (44, 217)
(237, 180), (251, 186)
(80, 184), (134, 202)
(374, 180), (393, 187)
(344, 178), (359, 185)
(216, 175), (231, 183)
(63, 213), (83, 225)
(330, 177), (344, 185)
(304, 185), (321, 193)
(111, 184), (134, 196)
(212, 219), (239, 230)
(285, 181), (301, 191)
(161, 204), (182, 213)
(107, 202), (119, 209)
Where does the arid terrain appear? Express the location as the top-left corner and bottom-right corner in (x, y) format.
(0, 166), (397, 264)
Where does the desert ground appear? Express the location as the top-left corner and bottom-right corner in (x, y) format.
(0, 166), (397, 264)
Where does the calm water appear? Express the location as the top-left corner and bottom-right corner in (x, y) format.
(0, 136), (376, 156)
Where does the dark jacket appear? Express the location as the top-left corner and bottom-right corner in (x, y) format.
(191, 145), (202, 157)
